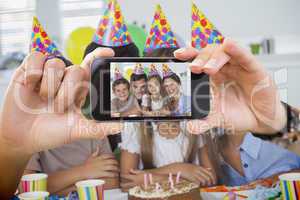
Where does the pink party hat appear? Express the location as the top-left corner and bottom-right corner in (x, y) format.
(133, 63), (144, 75)
(148, 64), (159, 76)
(162, 63), (174, 78)
(191, 3), (224, 49)
(93, 0), (133, 47)
(144, 4), (179, 54)
(114, 66), (123, 80)
(30, 17), (61, 55)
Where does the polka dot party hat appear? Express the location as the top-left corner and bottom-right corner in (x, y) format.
(144, 4), (179, 54)
(30, 16), (61, 56)
(133, 63), (145, 75)
(114, 66), (123, 81)
(162, 63), (174, 78)
(93, 0), (133, 47)
(191, 3), (224, 49)
(148, 64), (159, 77)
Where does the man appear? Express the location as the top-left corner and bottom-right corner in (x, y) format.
(0, 39), (286, 198)
(130, 65), (148, 107)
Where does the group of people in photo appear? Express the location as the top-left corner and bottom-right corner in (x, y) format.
(111, 63), (191, 118)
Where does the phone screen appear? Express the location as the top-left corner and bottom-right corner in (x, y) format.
(90, 57), (209, 121)
(110, 62), (192, 118)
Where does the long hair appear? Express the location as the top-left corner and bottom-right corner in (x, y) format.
(147, 74), (166, 110)
(204, 128), (231, 184)
(140, 121), (199, 169)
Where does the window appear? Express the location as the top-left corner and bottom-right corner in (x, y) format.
(0, 0), (35, 55)
(61, 0), (105, 41)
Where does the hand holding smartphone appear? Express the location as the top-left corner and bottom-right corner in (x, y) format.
(90, 57), (210, 121)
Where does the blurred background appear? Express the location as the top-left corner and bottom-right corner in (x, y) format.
(1, 0), (300, 107)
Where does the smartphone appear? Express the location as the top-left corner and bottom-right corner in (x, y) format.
(89, 57), (210, 121)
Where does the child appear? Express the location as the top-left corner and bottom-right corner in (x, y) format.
(111, 67), (140, 117)
(120, 121), (217, 191)
(209, 129), (300, 186)
(142, 64), (166, 116)
(22, 139), (119, 196)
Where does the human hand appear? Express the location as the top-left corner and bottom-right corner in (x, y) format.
(0, 48), (122, 156)
(120, 169), (145, 191)
(176, 163), (216, 187)
(82, 152), (119, 179)
(174, 38), (286, 134)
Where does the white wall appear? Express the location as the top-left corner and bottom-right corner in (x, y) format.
(119, 0), (300, 52)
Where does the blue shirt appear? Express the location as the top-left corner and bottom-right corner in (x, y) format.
(221, 133), (300, 186)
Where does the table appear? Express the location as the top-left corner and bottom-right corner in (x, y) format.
(104, 189), (128, 200)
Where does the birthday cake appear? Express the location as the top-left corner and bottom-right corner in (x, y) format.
(128, 179), (201, 200)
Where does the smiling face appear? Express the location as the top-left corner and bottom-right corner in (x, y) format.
(131, 79), (147, 100)
(113, 83), (129, 102)
(147, 77), (161, 96)
(163, 78), (180, 97)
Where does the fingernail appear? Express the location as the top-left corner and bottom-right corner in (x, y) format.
(174, 48), (186, 54)
(189, 58), (204, 67)
(203, 59), (218, 69)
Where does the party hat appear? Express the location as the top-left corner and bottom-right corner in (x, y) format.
(144, 4), (179, 54)
(114, 66), (123, 81)
(162, 64), (174, 78)
(191, 3), (224, 49)
(30, 16), (61, 56)
(93, 0), (133, 47)
(148, 64), (159, 77)
(133, 63), (144, 75)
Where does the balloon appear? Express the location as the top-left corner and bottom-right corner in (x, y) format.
(127, 24), (147, 56)
(144, 67), (149, 76)
(65, 27), (95, 64)
(125, 68), (133, 80)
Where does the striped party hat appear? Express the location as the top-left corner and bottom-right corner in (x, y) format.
(162, 63), (174, 78)
(133, 63), (144, 75)
(148, 64), (159, 77)
(144, 4), (179, 54)
(114, 66), (123, 81)
(191, 3), (224, 49)
(30, 17), (61, 56)
(93, 0), (133, 47)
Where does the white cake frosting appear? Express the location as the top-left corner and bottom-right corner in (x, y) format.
(129, 181), (199, 198)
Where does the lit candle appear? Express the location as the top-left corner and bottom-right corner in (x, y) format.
(168, 173), (174, 189)
(149, 173), (153, 185)
(176, 171), (181, 184)
(144, 173), (148, 189)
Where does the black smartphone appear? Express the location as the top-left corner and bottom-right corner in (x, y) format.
(89, 57), (210, 121)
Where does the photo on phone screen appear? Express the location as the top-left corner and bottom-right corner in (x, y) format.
(90, 57), (209, 121)
(110, 62), (192, 118)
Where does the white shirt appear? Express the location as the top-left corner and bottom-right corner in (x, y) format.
(151, 98), (164, 111)
(120, 122), (204, 169)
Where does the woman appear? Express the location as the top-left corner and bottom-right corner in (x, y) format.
(162, 69), (191, 117)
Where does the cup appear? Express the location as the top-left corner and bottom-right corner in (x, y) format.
(279, 173), (300, 200)
(18, 191), (49, 200)
(76, 179), (105, 200)
(21, 173), (48, 193)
